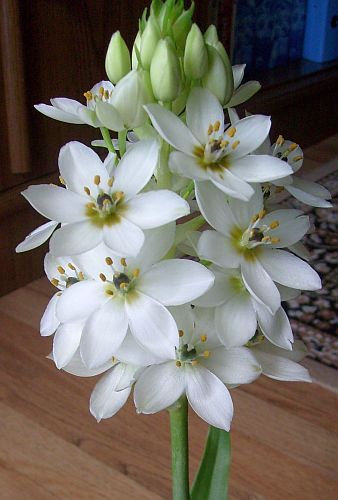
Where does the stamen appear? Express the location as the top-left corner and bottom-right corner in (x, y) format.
(106, 289), (114, 296)
(83, 91), (93, 101)
(258, 209), (266, 219)
(84, 186), (91, 196)
(114, 191), (124, 202)
(99, 86), (105, 97)
(105, 257), (113, 266)
(132, 268), (140, 278)
(179, 330), (184, 338)
(51, 278), (59, 287)
(191, 360), (199, 366)
(94, 175), (101, 186)
(276, 135), (284, 145)
(176, 361), (182, 367)
(59, 176), (65, 185)
(107, 177), (114, 187)
(226, 126), (236, 137)
(207, 124), (213, 135)
(104, 90), (110, 99)
(99, 273), (107, 282)
(202, 350), (210, 358)
(57, 266), (65, 274)
(251, 213), (260, 223)
(213, 120), (220, 132)
(120, 258), (127, 267)
(200, 335), (207, 342)
(86, 202), (96, 209)
(231, 140), (240, 150)
(262, 236), (271, 243)
(78, 272), (85, 280)
(293, 155), (303, 162)
(270, 237), (280, 244)
(288, 143), (298, 152)
(120, 282), (129, 290)
(220, 140), (229, 148)
(68, 263), (76, 271)
(269, 221), (279, 229)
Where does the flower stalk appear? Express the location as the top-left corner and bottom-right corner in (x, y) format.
(100, 126), (116, 153)
(169, 396), (190, 500)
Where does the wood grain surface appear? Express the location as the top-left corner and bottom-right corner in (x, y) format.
(0, 278), (337, 499)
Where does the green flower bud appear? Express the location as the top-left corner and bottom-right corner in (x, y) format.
(105, 31), (131, 84)
(131, 31), (142, 69)
(140, 16), (161, 69)
(202, 45), (234, 105)
(150, 38), (182, 102)
(172, 2), (194, 50)
(204, 25), (219, 45)
(184, 23), (208, 80)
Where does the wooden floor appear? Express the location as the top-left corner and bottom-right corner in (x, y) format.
(0, 277), (337, 500)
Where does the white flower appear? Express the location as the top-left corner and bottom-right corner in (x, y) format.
(134, 305), (261, 431)
(55, 225), (215, 367)
(248, 337), (311, 383)
(194, 265), (297, 350)
(196, 182), (321, 314)
(145, 87), (292, 200)
(22, 140), (189, 257)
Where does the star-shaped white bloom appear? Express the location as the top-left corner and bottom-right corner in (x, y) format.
(22, 140), (190, 257)
(196, 181), (321, 314)
(54, 225), (215, 367)
(145, 87), (292, 200)
(134, 305), (261, 431)
(194, 266), (298, 350)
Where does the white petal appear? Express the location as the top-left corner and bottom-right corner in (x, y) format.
(226, 115), (271, 159)
(259, 249), (321, 291)
(253, 348), (311, 382)
(16, 221), (58, 253)
(51, 98), (86, 116)
(103, 218), (144, 257)
(230, 155), (292, 182)
(53, 321), (83, 369)
(286, 176), (332, 208)
(61, 349), (113, 377)
(208, 168), (254, 201)
(277, 284), (301, 301)
(167, 305), (195, 344)
(145, 103), (199, 155)
(232, 64), (246, 89)
(241, 258), (281, 314)
(34, 103), (85, 124)
(56, 280), (107, 323)
(288, 242), (311, 261)
(169, 151), (209, 181)
(195, 181), (235, 235)
(255, 302), (293, 350)
(134, 362), (185, 413)
(186, 87), (224, 144)
(112, 139), (160, 198)
(81, 299), (128, 368)
(128, 223), (175, 271)
(256, 339), (308, 362)
(90, 365), (131, 421)
(198, 230), (241, 268)
(22, 185), (87, 223)
(125, 190), (190, 229)
(226, 80), (261, 108)
(271, 215), (310, 248)
(186, 364), (233, 431)
(139, 259), (214, 306)
(50, 221), (103, 256)
(125, 292), (178, 359)
(40, 293), (60, 336)
(193, 268), (237, 307)
(115, 331), (162, 366)
(215, 293), (257, 348)
(59, 141), (109, 195)
(229, 186), (263, 228)
(95, 100), (125, 131)
(202, 346), (261, 384)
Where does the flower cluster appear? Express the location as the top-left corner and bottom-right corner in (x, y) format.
(17, 0), (330, 431)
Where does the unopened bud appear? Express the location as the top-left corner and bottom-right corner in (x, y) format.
(105, 31), (131, 84)
(202, 45), (234, 105)
(150, 38), (182, 102)
(204, 25), (219, 45)
(140, 16), (161, 70)
(131, 31), (142, 69)
(184, 24), (208, 80)
(172, 2), (195, 50)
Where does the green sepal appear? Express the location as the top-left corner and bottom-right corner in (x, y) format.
(191, 426), (231, 500)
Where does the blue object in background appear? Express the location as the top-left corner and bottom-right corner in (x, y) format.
(232, 0), (256, 70)
(289, 0), (307, 60)
(303, 0), (338, 62)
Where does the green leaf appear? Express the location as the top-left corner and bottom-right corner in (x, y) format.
(191, 426), (231, 500)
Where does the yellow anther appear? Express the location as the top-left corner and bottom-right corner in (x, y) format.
(114, 191), (124, 202)
(208, 124), (213, 135)
(132, 268), (140, 278)
(99, 273), (107, 282)
(275, 186), (285, 193)
(203, 350), (210, 358)
(68, 263), (76, 271)
(57, 266), (65, 275)
(269, 221), (279, 229)
(176, 360), (182, 367)
(107, 177), (114, 187)
(102, 198), (111, 206)
(231, 140), (240, 150)
(276, 135), (284, 145)
(94, 175), (101, 185)
(59, 176), (65, 185)
(288, 143), (298, 152)
(104, 90), (110, 99)
(200, 335), (207, 342)
(220, 140), (229, 148)
(191, 360), (199, 366)
(106, 289), (114, 296)
(179, 330), (184, 338)
(226, 126), (236, 137)
(258, 209), (266, 219)
(99, 86), (105, 97)
(251, 213), (260, 223)
(86, 202), (96, 209)
(51, 278), (59, 287)
(84, 186), (91, 196)
(78, 272), (85, 280)
(120, 282), (129, 290)
(262, 236), (271, 243)
(105, 257), (113, 266)
(293, 155), (303, 162)
(213, 120), (220, 132)
(56, 292), (62, 297)
(83, 91), (93, 101)
(112, 356), (116, 363)
(120, 257), (127, 267)
(270, 237), (280, 244)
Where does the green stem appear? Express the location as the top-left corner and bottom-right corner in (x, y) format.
(157, 141), (172, 189)
(118, 129), (127, 156)
(100, 127), (116, 153)
(169, 397), (190, 500)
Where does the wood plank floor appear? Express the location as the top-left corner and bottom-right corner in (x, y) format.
(0, 278), (337, 499)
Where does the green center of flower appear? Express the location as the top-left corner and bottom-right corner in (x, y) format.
(50, 262), (84, 290)
(84, 175), (127, 227)
(101, 257), (140, 299)
(175, 331), (210, 368)
(245, 330), (265, 347)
